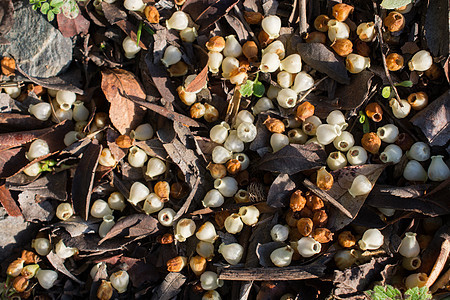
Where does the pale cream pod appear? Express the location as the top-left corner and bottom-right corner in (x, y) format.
(347, 146), (368, 165)
(403, 160), (428, 182)
(252, 97), (274, 115)
(158, 208), (176, 226)
(146, 157), (167, 178)
(224, 213), (244, 234)
(327, 151), (347, 170)
(239, 205), (259, 225)
(211, 146), (232, 164)
(327, 20), (350, 41)
(196, 241), (215, 260)
(56, 90), (76, 111)
(356, 22), (376, 42)
(270, 245), (294, 267)
(377, 124), (399, 143)
(358, 228), (384, 250)
(99, 215), (115, 238)
(56, 203), (74, 221)
(108, 192), (126, 211)
(110, 270), (129, 293)
(346, 54), (370, 74)
(291, 71), (314, 93)
(380, 144), (403, 164)
(262, 40), (285, 59)
(398, 232), (420, 258)
(143, 193), (164, 214)
(276, 88), (297, 108)
(334, 249), (359, 270)
(210, 122), (229, 144)
(405, 273), (428, 289)
(407, 142), (430, 162)
(128, 146), (148, 168)
(196, 221), (219, 243)
(128, 182), (150, 205)
(261, 15), (281, 39)
(316, 124), (342, 145)
(214, 177), (238, 197)
(277, 71), (295, 88)
(161, 45), (182, 67)
(297, 237), (322, 257)
(280, 54), (302, 73)
(266, 85), (281, 99)
(122, 36), (142, 59)
(260, 52), (281, 73)
(200, 271), (224, 291)
(348, 175), (372, 198)
(208, 51), (223, 74)
(124, 0), (145, 11)
(218, 243), (244, 265)
(389, 99), (411, 119)
(175, 218), (196, 242)
(221, 56), (239, 79)
(180, 27), (198, 43)
(29, 102), (52, 121)
(302, 116), (322, 136)
(408, 50), (433, 72)
(223, 35), (242, 58)
(333, 131), (354, 152)
(55, 239), (78, 259)
(166, 11), (189, 31)
(98, 148), (116, 167)
(270, 133), (289, 153)
(428, 155), (450, 181)
(91, 199), (113, 219)
(27, 139), (50, 161)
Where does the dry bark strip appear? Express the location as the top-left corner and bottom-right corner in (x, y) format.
(217, 264), (326, 281)
(0, 184), (22, 217)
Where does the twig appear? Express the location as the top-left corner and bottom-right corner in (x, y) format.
(426, 239), (450, 288)
(0, 81), (24, 88)
(233, 5), (260, 48)
(298, 0), (308, 36)
(302, 178), (353, 218)
(297, 75), (329, 104)
(431, 267), (450, 293)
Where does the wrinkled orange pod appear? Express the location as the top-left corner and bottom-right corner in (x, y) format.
(226, 159), (241, 175)
(144, 6), (160, 23)
(295, 101), (315, 122)
(338, 231), (356, 248)
(361, 132), (381, 154)
(290, 190), (306, 212)
(384, 12), (405, 32)
(386, 53), (404, 71)
(332, 3), (354, 22)
(314, 15), (330, 32)
(306, 191), (324, 211)
(244, 11), (264, 24)
(316, 167), (334, 191)
(312, 228), (333, 243)
(312, 209), (328, 227)
(264, 116), (285, 133)
(365, 103), (383, 122)
(332, 39), (353, 57)
(297, 218), (314, 236)
(355, 40), (371, 57)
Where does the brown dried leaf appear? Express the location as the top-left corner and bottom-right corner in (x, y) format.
(185, 65), (208, 93)
(119, 257), (160, 287)
(101, 1), (127, 25)
(266, 173), (302, 208)
(297, 43), (350, 85)
(182, 0), (240, 32)
(327, 164), (386, 232)
(0, 126), (54, 151)
(425, 0), (449, 57)
(101, 69), (146, 135)
(254, 144), (326, 175)
(144, 50), (177, 104)
(46, 252), (83, 284)
(0, 147), (27, 178)
(99, 214), (160, 244)
(6, 172), (68, 201)
(106, 127), (127, 163)
(0, 184), (21, 217)
(71, 142), (102, 220)
(151, 272), (186, 300)
(115, 20), (147, 50)
(419, 225), (450, 275)
(0, 113), (50, 132)
(56, 12), (90, 38)
(17, 191), (54, 222)
(334, 70), (374, 110)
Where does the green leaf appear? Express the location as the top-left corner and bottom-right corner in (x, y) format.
(366, 285), (402, 300)
(32, 4), (39, 10)
(240, 80), (254, 97)
(136, 21), (143, 47)
(253, 81), (265, 97)
(382, 86), (392, 98)
(52, 7), (61, 13)
(395, 80), (413, 88)
(143, 25), (155, 35)
(41, 2), (50, 13)
(50, 0), (63, 5)
(47, 10), (55, 21)
(405, 286), (432, 300)
(359, 111), (366, 124)
(380, 0), (412, 9)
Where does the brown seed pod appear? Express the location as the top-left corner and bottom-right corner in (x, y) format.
(190, 103), (206, 119)
(297, 218), (314, 236)
(258, 30), (273, 48)
(312, 209), (328, 227)
(332, 3), (354, 22)
(116, 135), (133, 148)
(338, 231), (356, 248)
(295, 101), (315, 122)
(7, 258), (25, 277)
(157, 233), (174, 244)
(154, 181), (170, 201)
(97, 280), (113, 300)
(314, 15), (330, 32)
(355, 40), (371, 57)
(13, 276), (29, 293)
(331, 39), (353, 57)
(226, 159), (241, 175)
(300, 206), (314, 218)
(290, 190), (306, 212)
(424, 63), (443, 81)
(242, 41), (259, 62)
(206, 36), (225, 52)
(144, 6), (160, 23)
(207, 163), (227, 179)
(316, 167), (334, 191)
(167, 256), (188, 272)
(215, 210), (231, 229)
(21, 250), (40, 264)
(204, 103), (219, 122)
(235, 170), (249, 186)
(189, 255), (207, 276)
(244, 11), (264, 24)
(285, 210), (299, 227)
(305, 191), (324, 211)
(312, 228), (333, 243)
(1, 57), (15, 77)
(407, 91), (428, 110)
(168, 61), (189, 77)
(384, 12), (405, 32)
(395, 133), (414, 151)
(305, 32), (327, 44)
(365, 103), (383, 122)
(264, 116), (285, 133)
(170, 182), (189, 199)
(386, 53), (404, 71)
(361, 132), (381, 154)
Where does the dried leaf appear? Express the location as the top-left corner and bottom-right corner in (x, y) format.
(419, 225), (450, 275)
(56, 12), (90, 38)
(0, 126), (54, 151)
(425, 0), (449, 56)
(99, 214), (160, 244)
(0, 184), (21, 217)
(182, 0), (240, 32)
(144, 50), (177, 103)
(411, 90), (449, 146)
(334, 70), (374, 110)
(101, 69), (147, 135)
(256, 241), (285, 267)
(327, 164), (386, 232)
(266, 173), (302, 208)
(6, 172), (68, 201)
(52, 217), (98, 237)
(106, 127), (127, 163)
(151, 272), (186, 300)
(0, 113), (50, 132)
(0, 147), (27, 178)
(71, 142), (102, 220)
(101, 1), (127, 25)
(254, 144), (326, 175)
(18, 191), (54, 222)
(115, 19), (147, 50)
(0, 0), (13, 37)
(119, 257), (160, 287)
(46, 252), (83, 284)
(297, 43), (350, 85)
(185, 65), (208, 93)
(134, 139), (168, 160)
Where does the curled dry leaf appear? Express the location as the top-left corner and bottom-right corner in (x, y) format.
(0, 184), (21, 217)
(46, 252), (83, 284)
(99, 214), (160, 244)
(266, 173), (302, 208)
(150, 272), (186, 300)
(0, 113), (50, 132)
(56, 12), (90, 38)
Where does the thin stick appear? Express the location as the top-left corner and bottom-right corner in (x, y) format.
(298, 0), (308, 36)
(297, 76), (329, 104)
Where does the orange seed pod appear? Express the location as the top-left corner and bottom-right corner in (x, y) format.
(312, 228), (333, 243)
(338, 231), (356, 248)
(365, 103), (383, 122)
(314, 15), (330, 32)
(242, 41), (258, 62)
(264, 116), (285, 133)
(384, 12), (405, 32)
(290, 190), (306, 212)
(316, 167), (334, 191)
(332, 39), (353, 57)
(295, 101), (315, 122)
(386, 53), (404, 71)
(297, 218), (314, 236)
(361, 132), (381, 154)
(144, 6), (160, 23)
(332, 3), (354, 22)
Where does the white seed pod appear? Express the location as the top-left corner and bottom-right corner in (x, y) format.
(131, 123), (154, 141)
(108, 192), (126, 211)
(277, 71), (294, 88)
(90, 262), (107, 279)
(402, 256), (422, 271)
(158, 208), (176, 226)
(98, 148), (117, 167)
(55, 239), (78, 259)
(202, 290), (222, 300)
(398, 232), (420, 258)
(74, 120), (88, 132)
(210, 122), (230, 144)
(380, 144), (403, 164)
(334, 249), (359, 270)
(237, 122), (257, 143)
(358, 228), (384, 250)
(280, 54), (302, 73)
(326, 110), (348, 129)
(262, 40), (285, 59)
(175, 218), (196, 242)
(235, 110), (254, 127)
(234, 189), (250, 203)
(270, 245), (294, 267)
(346, 54), (371, 74)
(333, 131), (354, 152)
(200, 271), (224, 291)
(143, 193), (164, 214)
(166, 11), (189, 31)
(378, 207), (396, 217)
(128, 182), (150, 205)
(356, 22), (376, 42)
(64, 131), (83, 146)
(146, 157), (166, 179)
(233, 153), (250, 170)
(347, 146), (368, 166)
(302, 116), (322, 136)
(72, 101), (89, 122)
(110, 270), (129, 293)
(403, 160), (428, 182)
(32, 238), (51, 257)
(221, 56), (239, 79)
(261, 15), (281, 39)
(180, 27), (198, 43)
(56, 90), (76, 111)
(128, 146), (148, 168)
(284, 117), (302, 129)
(26, 139), (50, 161)
(212, 146), (232, 164)
(223, 35), (242, 58)
(395, 3), (413, 13)
(52, 107), (73, 122)
(196, 241), (215, 260)
(224, 213), (244, 234)
(4, 86), (21, 98)
(277, 88), (297, 108)
(229, 68), (248, 85)
(327, 151), (347, 171)
(405, 273), (428, 289)
(224, 130), (244, 152)
(48, 89), (58, 97)
(266, 85), (281, 100)
(202, 189), (225, 208)
(196, 221), (218, 243)
(239, 205), (259, 226)
(23, 162), (41, 177)
(91, 199), (113, 219)
(36, 269), (58, 289)
(389, 99), (411, 119)
(408, 50), (433, 72)
(29, 102), (52, 121)
(252, 97), (274, 116)
(327, 20), (350, 41)
(161, 45), (182, 68)
(348, 175), (372, 198)
(316, 124), (342, 145)
(218, 243), (244, 265)
(56, 203), (73, 221)
(208, 51), (223, 73)
(99, 215), (115, 238)
(260, 52), (281, 73)
(291, 72), (314, 93)
(123, 0), (145, 11)
(407, 142), (430, 162)
(271, 224), (290, 242)
(214, 177), (238, 197)
(297, 237), (322, 257)
(428, 155), (450, 181)
(288, 128), (308, 144)
(377, 124), (399, 143)
(177, 86), (197, 106)
(270, 133), (289, 153)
